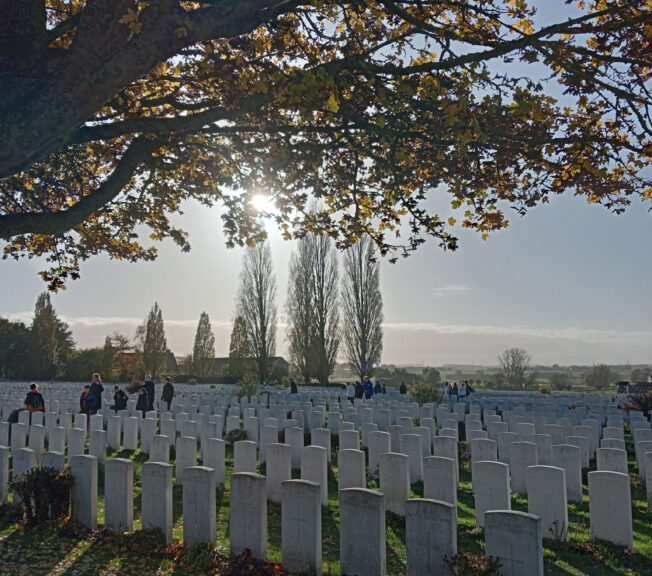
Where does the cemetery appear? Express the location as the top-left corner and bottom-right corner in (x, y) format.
(0, 382), (650, 575)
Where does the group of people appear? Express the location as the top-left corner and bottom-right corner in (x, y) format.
(21, 373), (177, 423)
(345, 375), (386, 403)
(444, 380), (473, 400)
(80, 373), (176, 419)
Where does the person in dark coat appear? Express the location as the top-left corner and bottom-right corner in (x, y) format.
(161, 377), (175, 411)
(290, 379), (298, 394)
(91, 373), (104, 410)
(144, 374), (155, 412)
(354, 381), (363, 399)
(112, 385), (128, 412)
(136, 387), (149, 417)
(399, 381), (407, 395)
(374, 380), (382, 394)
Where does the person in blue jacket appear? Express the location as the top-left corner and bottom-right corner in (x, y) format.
(362, 375), (374, 399)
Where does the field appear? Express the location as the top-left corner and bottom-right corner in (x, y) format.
(0, 427), (650, 576)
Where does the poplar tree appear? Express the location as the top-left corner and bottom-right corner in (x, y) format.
(236, 242), (277, 384)
(192, 311), (215, 378)
(27, 292), (73, 380)
(143, 302), (167, 377)
(341, 237), (383, 377)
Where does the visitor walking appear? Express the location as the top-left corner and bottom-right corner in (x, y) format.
(144, 374), (155, 412)
(362, 375), (374, 399)
(161, 376), (175, 411)
(346, 382), (355, 404)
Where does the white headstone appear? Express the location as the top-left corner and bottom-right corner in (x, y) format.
(105, 458), (134, 533)
(472, 460), (510, 528)
(142, 462), (173, 545)
(379, 452), (409, 516)
(183, 466), (216, 546)
(588, 471), (633, 548)
(527, 465), (568, 541)
(230, 472), (267, 558)
(405, 499), (456, 576)
(281, 480), (322, 576)
(70, 455), (98, 529)
(301, 445), (328, 507)
(340, 488), (385, 576)
(485, 511), (543, 576)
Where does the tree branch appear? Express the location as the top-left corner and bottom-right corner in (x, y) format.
(0, 137), (157, 239)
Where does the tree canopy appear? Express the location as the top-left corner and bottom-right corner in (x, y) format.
(0, 1), (649, 289)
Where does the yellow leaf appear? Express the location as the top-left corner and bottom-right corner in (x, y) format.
(448, 217), (456, 226)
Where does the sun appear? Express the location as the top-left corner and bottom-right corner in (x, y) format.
(249, 193), (274, 213)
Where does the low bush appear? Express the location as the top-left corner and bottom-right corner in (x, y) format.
(446, 552), (502, 575)
(9, 467), (73, 525)
(225, 429), (248, 445)
(408, 381), (443, 405)
(538, 384), (551, 394)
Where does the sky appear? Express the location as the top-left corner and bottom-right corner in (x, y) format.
(1, 191), (651, 368)
(0, 2), (650, 368)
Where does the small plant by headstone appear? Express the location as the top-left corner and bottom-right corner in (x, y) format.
(225, 429), (248, 445)
(446, 552), (502, 575)
(9, 467), (74, 525)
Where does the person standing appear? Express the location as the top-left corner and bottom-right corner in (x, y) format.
(112, 385), (128, 413)
(399, 381), (407, 395)
(80, 384), (96, 423)
(354, 381), (363, 399)
(362, 375), (374, 399)
(136, 387), (149, 417)
(374, 380), (382, 394)
(144, 374), (155, 412)
(161, 377), (175, 411)
(91, 373), (104, 410)
(290, 379), (298, 394)
(346, 381), (355, 405)
(24, 383), (45, 422)
(459, 382), (467, 400)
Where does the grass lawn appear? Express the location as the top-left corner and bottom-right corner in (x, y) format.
(0, 428), (650, 575)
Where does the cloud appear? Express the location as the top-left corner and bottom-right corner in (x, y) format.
(382, 321), (652, 345)
(431, 284), (472, 299)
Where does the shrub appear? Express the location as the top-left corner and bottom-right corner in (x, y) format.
(280, 376), (290, 388)
(225, 429), (248, 445)
(408, 381), (443, 405)
(9, 467), (73, 524)
(236, 369), (259, 400)
(446, 552), (502, 575)
(538, 384), (551, 394)
(620, 392), (652, 418)
(188, 378), (198, 385)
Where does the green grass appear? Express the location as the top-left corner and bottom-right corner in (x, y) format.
(1, 429), (651, 575)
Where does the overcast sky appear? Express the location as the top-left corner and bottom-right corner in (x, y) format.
(1, 189), (650, 367)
